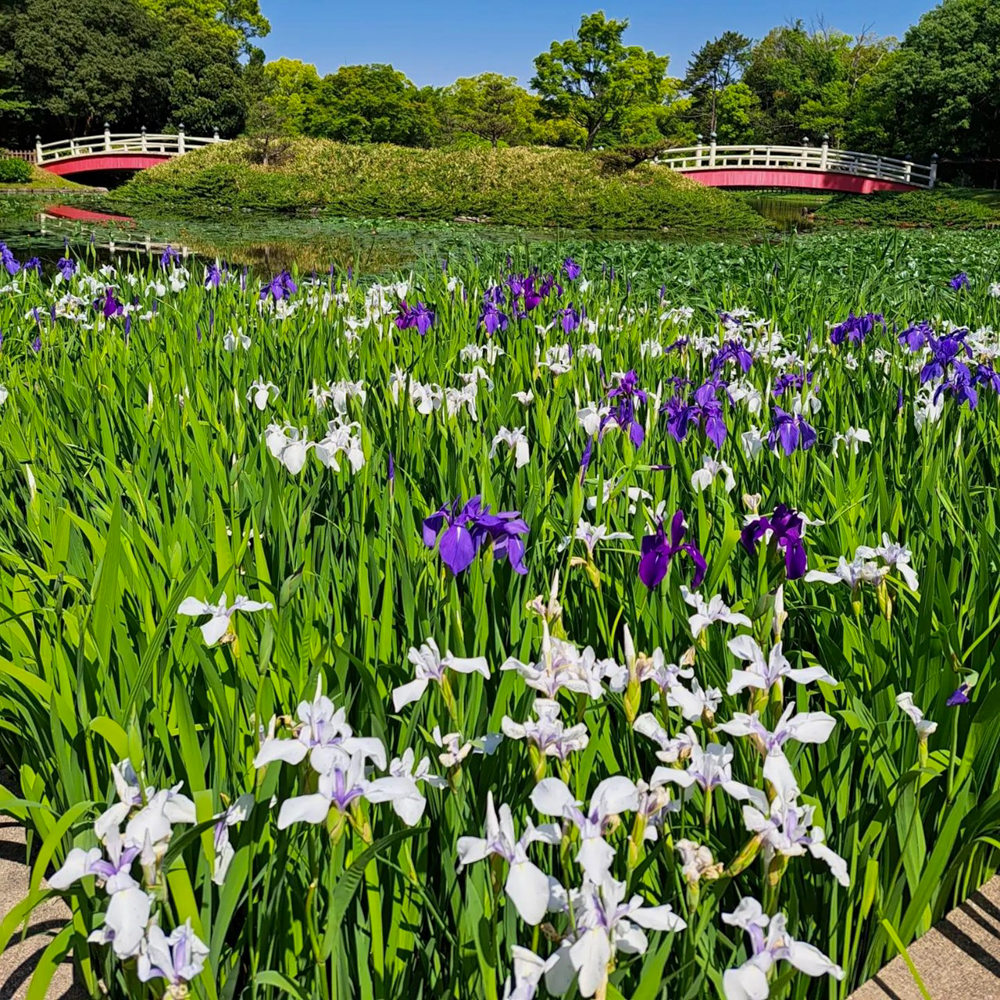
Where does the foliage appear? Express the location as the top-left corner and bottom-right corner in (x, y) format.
(112, 138), (764, 233)
(1, 230), (1000, 1000)
(815, 189), (1000, 227)
(441, 74), (537, 148)
(0, 156), (32, 182)
(0, 0), (263, 144)
(683, 32), (753, 138)
(740, 23), (897, 148)
(887, 0), (1000, 161)
(300, 64), (441, 147)
(531, 12), (672, 150)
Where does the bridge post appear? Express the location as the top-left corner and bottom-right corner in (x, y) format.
(213, 128), (220, 142)
(801, 137), (809, 170)
(820, 135), (829, 170)
(140, 126), (148, 152)
(929, 153), (938, 189)
(178, 124), (186, 155)
(104, 123), (111, 152)
(695, 134), (703, 168)
(709, 132), (717, 168)
(903, 155), (913, 184)
(35, 135), (42, 163)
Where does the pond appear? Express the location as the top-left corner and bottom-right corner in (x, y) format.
(0, 194), (798, 277)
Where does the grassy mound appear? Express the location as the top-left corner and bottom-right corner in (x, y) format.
(113, 139), (764, 234)
(815, 188), (1000, 228)
(0, 164), (94, 191)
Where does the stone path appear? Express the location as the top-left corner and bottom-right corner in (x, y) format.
(849, 876), (1000, 999)
(0, 819), (84, 1000)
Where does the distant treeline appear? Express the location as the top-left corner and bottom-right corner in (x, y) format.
(0, 0), (997, 180)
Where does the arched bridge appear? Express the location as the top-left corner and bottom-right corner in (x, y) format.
(35, 126), (226, 177)
(656, 141), (936, 193)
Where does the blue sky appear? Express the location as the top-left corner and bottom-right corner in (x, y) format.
(257, 0), (930, 87)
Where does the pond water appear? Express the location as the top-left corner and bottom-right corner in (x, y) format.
(0, 194), (814, 277)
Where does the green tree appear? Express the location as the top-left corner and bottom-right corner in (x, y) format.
(137, 0), (269, 52)
(888, 0), (1000, 161)
(442, 74), (535, 147)
(742, 23), (895, 147)
(683, 31), (752, 136)
(531, 11), (670, 150)
(302, 64), (441, 147)
(263, 58), (320, 135)
(160, 7), (247, 137)
(0, 0), (169, 141)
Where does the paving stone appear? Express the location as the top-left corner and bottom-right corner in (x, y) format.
(850, 876), (1000, 1000)
(0, 819), (86, 1000)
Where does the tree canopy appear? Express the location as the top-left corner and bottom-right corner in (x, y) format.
(531, 12), (671, 150)
(2, 0), (1000, 183)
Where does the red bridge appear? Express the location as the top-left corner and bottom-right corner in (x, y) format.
(656, 140), (936, 193)
(35, 126), (225, 177)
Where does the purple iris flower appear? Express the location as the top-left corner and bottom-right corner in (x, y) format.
(919, 331), (971, 383)
(558, 304), (580, 334)
(665, 337), (688, 354)
(30, 335), (41, 353)
(740, 504), (808, 579)
(663, 379), (728, 449)
(638, 509), (707, 590)
(97, 288), (123, 319)
(395, 300), (436, 336)
(767, 406), (817, 456)
(710, 339), (753, 374)
(260, 270), (297, 302)
(772, 370), (813, 397)
(603, 370), (648, 447)
(0, 242), (20, 276)
(388, 451), (395, 495)
(23, 257), (40, 274)
(423, 496), (529, 575)
(950, 273), (969, 291)
(160, 245), (180, 268)
(205, 263), (221, 289)
(898, 321), (933, 352)
(947, 683), (971, 706)
(124, 315), (131, 341)
(579, 435), (594, 482)
(57, 257), (76, 280)
(896, 388), (905, 414)
(478, 302), (508, 335)
(563, 258), (581, 280)
(829, 311), (884, 346)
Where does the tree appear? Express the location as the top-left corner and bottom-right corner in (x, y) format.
(302, 64), (441, 147)
(887, 0), (1000, 162)
(137, 0), (269, 53)
(741, 22), (895, 146)
(442, 74), (535, 147)
(263, 59), (320, 135)
(0, 0), (169, 141)
(684, 31), (751, 136)
(159, 7), (247, 137)
(531, 11), (670, 150)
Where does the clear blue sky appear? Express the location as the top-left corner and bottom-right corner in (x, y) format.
(257, 0), (930, 87)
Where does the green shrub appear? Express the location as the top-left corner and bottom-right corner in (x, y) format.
(114, 139), (765, 234)
(816, 189), (1000, 227)
(0, 157), (33, 184)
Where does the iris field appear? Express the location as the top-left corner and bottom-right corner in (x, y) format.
(1, 230), (1000, 1000)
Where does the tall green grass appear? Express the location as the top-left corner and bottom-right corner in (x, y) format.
(0, 230), (998, 1000)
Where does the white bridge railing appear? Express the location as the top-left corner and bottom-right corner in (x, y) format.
(655, 139), (937, 189)
(36, 124), (226, 165)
